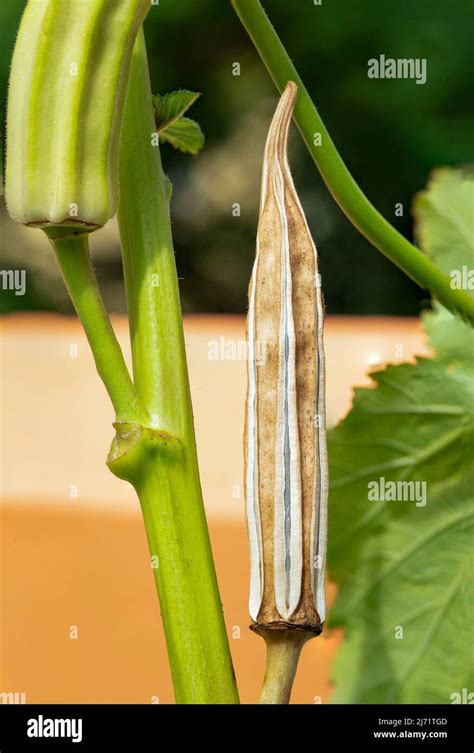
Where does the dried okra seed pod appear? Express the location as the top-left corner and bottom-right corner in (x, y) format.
(245, 81), (328, 639)
(6, 0), (150, 231)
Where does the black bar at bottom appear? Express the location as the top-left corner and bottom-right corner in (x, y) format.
(0, 704), (471, 750)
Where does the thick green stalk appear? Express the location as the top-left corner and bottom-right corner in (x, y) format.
(231, 0), (474, 325)
(115, 29), (239, 704)
(51, 231), (145, 424)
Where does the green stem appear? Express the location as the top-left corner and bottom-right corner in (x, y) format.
(115, 28), (239, 704)
(50, 231), (145, 423)
(257, 629), (310, 704)
(231, 0), (474, 325)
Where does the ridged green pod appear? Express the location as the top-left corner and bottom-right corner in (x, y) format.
(6, 0), (150, 230)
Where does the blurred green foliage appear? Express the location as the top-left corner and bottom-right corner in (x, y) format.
(1, 0), (472, 315)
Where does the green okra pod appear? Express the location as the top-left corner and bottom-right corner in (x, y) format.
(6, 0), (151, 231)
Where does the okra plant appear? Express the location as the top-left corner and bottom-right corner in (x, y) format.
(6, 0), (237, 705)
(5, 0), (472, 704)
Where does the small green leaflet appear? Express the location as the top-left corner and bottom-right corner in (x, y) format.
(153, 90), (204, 155)
(328, 167), (474, 703)
(159, 118), (204, 156)
(153, 90), (200, 130)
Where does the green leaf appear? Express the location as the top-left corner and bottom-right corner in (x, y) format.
(417, 167), (474, 368)
(159, 117), (204, 155)
(413, 166), (474, 297)
(328, 356), (474, 703)
(423, 304), (474, 371)
(153, 89), (201, 132)
(328, 168), (474, 703)
(152, 90), (204, 155)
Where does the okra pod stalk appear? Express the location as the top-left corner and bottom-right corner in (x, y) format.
(245, 82), (328, 703)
